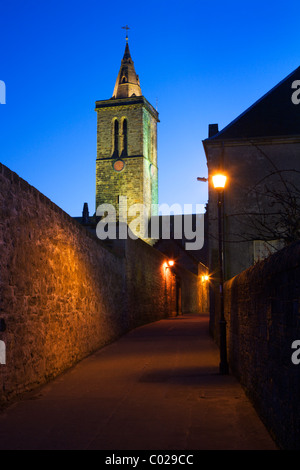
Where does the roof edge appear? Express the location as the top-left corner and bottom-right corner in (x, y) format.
(204, 65), (300, 142)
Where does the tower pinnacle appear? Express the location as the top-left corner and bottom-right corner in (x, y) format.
(112, 37), (142, 99)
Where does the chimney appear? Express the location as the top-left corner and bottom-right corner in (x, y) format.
(82, 202), (90, 225)
(208, 124), (219, 138)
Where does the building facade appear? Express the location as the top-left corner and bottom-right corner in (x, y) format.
(203, 66), (300, 281)
(95, 41), (159, 240)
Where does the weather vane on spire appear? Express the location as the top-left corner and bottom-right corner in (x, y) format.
(122, 25), (130, 42)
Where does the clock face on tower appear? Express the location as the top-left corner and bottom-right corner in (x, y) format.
(113, 159), (125, 172)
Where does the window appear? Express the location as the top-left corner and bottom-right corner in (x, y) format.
(112, 119), (119, 157)
(148, 122), (151, 160)
(122, 118), (128, 157)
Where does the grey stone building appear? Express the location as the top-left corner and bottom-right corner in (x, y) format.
(203, 66), (300, 281)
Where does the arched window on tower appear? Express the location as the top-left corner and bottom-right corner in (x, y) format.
(121, 118), (128, 157)
(112, 119), (119, 157)
(148, 122), (151, 160)
(151, 128), (155, 163)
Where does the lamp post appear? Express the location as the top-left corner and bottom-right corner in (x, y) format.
(212, 174), (229, 375)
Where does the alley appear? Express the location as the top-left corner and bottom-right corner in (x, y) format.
(0, 314), (277, 450)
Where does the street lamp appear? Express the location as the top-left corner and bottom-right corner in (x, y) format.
(164, 259), (175, 270)
(212, 173), (229, 375)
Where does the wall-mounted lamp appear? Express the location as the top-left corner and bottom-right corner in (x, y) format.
(212, 171), (229, 375)
(164, 259), (175, 269)
(212, 173), (227, 189)
(201, 274), (209, 282)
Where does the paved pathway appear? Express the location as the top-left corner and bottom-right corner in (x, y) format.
(0, 314), (278, 450)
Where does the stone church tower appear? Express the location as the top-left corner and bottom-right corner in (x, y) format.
(95, 39), (159, 239)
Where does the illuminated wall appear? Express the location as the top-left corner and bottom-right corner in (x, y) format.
(0, 162), (183, 406)
(224, 242), (300, 450)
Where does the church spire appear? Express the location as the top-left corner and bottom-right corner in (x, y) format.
(112, 38), (142, 99)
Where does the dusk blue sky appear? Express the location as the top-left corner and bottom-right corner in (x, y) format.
(1, 0), (299, 216)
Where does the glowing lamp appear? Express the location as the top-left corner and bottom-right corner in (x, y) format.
(164, 260), (175, 269)
(202, 275), (209, 282)
(212, 174), (227, 189)
(212, 171), (229, 374)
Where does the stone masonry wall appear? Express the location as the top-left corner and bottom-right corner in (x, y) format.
(125, 237), (177, 326)
(96, 104), (144, 159)
(96, 156), (144, 211)
(95, 101), (159, 239)
(0, 162), (178, 406)
(179, 263), (209, 315)
(223, 241), (300, 449)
